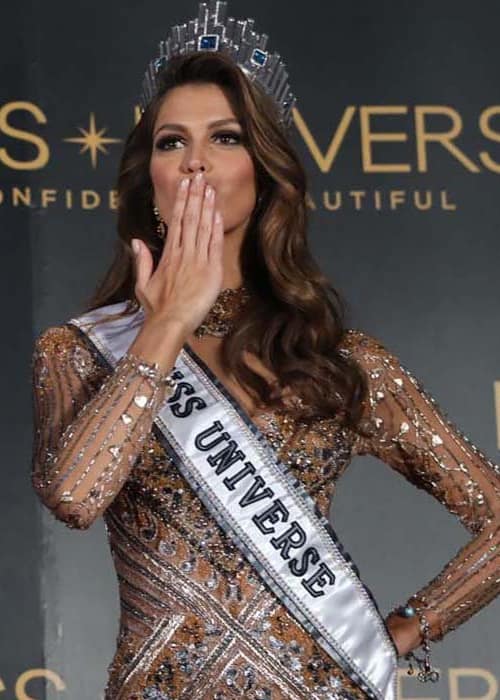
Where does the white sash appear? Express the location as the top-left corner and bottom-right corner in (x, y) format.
(69, 301), (398, 700)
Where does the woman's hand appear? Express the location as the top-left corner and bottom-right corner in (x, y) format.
(131, 171), (224, 337)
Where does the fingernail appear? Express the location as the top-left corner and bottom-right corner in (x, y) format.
(194, 172), (204, 184)
(132, 239), (140, 255)
(180, 177), (189, 189)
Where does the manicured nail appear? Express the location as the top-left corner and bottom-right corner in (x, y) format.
(131, 239), (140, 255)
(180, 177), (189, 189)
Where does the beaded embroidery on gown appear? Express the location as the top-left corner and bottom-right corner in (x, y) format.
(30, 323), (500, 700)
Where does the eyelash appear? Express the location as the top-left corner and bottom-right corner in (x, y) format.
(154, 131), (243, 151)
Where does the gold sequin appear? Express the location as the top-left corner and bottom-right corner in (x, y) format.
(344, 329), (500, 642)
(30, 323), (500, 698)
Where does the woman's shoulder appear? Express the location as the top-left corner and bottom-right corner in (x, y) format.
(33, 300), (138, 376)
(337, 328), (408, 388)
(338, 327), (392, 359)
(35, 323), (82, 354)
(33, 299), (132, 355)
(32, 322), (105, 383)
(34, 323), (84, 356)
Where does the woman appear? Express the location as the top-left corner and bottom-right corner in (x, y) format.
(31, 3), (500, 699)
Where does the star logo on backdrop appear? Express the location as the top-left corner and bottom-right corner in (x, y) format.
(63, 113), (122, 169)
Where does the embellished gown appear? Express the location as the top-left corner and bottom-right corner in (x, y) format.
(30, 322), (500, 700)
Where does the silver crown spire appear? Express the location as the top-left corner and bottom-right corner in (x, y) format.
(139, 0), (296, 130)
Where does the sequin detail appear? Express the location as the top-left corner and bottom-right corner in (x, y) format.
(345, 329), (500, 641)
(30, 324), (500, 697)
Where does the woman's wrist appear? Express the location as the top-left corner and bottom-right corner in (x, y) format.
(385, 611), (421, 656)
(129, 316), (187, 374)
(387, 600), (441, 683)
(123, 350), (178, 397)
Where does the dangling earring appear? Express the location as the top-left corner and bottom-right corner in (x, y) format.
(153, 204), (166, 239)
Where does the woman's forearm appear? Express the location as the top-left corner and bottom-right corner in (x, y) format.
(32, 318), (186, 529)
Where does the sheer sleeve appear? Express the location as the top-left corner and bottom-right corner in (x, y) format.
(341, 329), (500, 643)
(31, 324), (172, 530)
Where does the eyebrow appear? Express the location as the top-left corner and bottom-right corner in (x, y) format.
(153, 117), (241, 138)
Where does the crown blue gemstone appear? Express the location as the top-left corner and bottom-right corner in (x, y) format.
(154, 56), (168, 71)
(198, 34), (220, 51)
(250, 48), (267, 67)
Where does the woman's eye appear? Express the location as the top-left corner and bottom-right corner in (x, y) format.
(155, 131), (242, 150)
(214, 131), (242, 145)
(155, 135), (183, 150)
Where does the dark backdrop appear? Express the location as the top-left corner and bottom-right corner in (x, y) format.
(2, 1), (499, 697)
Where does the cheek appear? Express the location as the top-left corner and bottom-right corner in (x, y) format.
(150, 158), (172, 194)
(150, 159), (182, 213)
(224, 158), (256, 202)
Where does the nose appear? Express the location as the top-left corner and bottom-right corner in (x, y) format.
(187, 163), (205, 181)
(187, 159), (205, 173)
(183, 143), (207, 175)
(180, 140), (210, 185)
(182, 158), (210, 188)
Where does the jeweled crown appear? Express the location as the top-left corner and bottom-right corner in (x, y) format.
(139, 0), (296, 130)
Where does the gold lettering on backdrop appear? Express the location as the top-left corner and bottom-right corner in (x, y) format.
(414, 190), (433, 210)
(415, 107), (480, 172)
(41, 190), (57, 207)
(0, 186), (456, 212)
(494, 381), (500, 450)
(449, 667), (498, 700)
(0, 666), (495, 697)
(82, 190), (100, 209)
(292, 105), (482, 175)
(2, 101), (500, 211)
(320, 189), (456, 211)
(323, 191), (340, 211)
(442, 191), (457, 210)
(13, 187), (31, 207)
(1, 101), (500, 176)
(396, 667), (500, 700)
(0, 102), (50, 170)
(397, 665), (441, 700)
(293, 105), (357, 172)
(390, 190), (405, 209)
(0, 187), (119, 210)
(109, 189), (118, 209)
(350, 191), (365, 209)
(15, 669), (66, 699)
(479, 106), (500, 173)
(360, 106), (411, 173)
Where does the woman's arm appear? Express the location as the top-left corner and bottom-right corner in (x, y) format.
(340, 329), (500, 653)
(31, 318), (185, 530)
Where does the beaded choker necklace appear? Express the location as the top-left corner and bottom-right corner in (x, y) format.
(194, 285), (251, 338)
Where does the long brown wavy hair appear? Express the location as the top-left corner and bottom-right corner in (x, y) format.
(84, 50), (368, 429)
